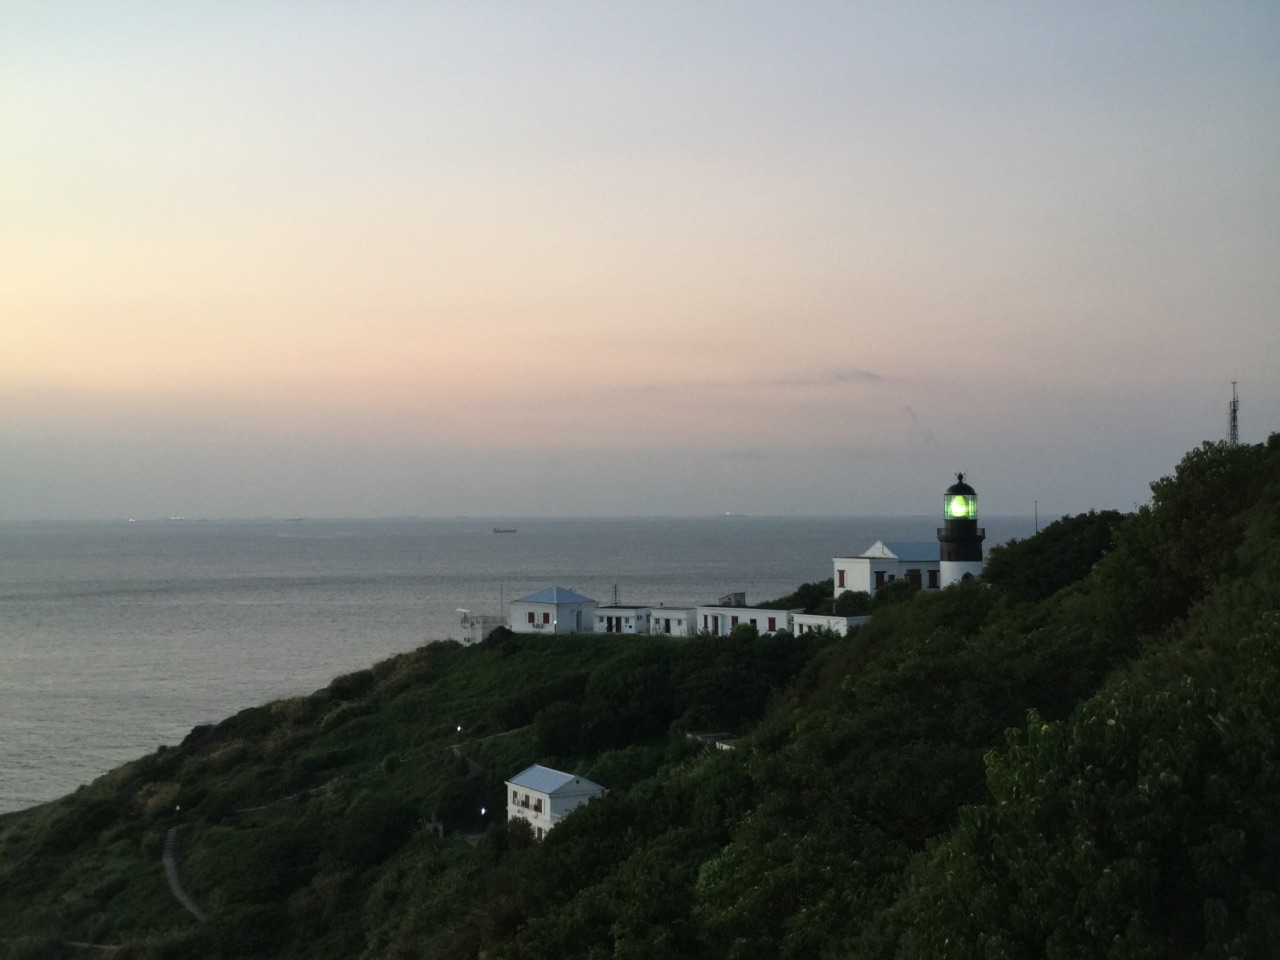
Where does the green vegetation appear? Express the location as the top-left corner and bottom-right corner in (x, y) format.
(2, 436), (1278, 958)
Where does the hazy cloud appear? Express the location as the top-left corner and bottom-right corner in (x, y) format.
(903, 406), (939, 447)
(833, 369), (883, 383)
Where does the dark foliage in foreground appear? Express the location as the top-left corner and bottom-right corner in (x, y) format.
(2, 436), (1278, 959)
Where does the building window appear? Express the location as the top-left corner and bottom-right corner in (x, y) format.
(874, 571), (886, 589)
(527, 611), (535, 624)
(837, 569), (845, 588)
(534, 798), (543, 813)
(542, 612), (550, 624)
(907, 569), (922, 588)
(731, 615), (739, 627)
(536, 827), (543, 840)
(768, 617), (777, 632)
(928, 569), (939, 589)
(512, 790), (518, 802)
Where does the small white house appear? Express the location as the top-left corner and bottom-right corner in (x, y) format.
(694, 604), (798, 636)
(510, 587), (598, 635)
(792, 613), (871, 636)
(594, 604), (652, 634)
(506, 764), (606, 840)
(833, 541), (941, 596)
(649, 606), (695, 637)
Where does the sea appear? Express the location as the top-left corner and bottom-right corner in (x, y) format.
(0, 515), (1035, 814)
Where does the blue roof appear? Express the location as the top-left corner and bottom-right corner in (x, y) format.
(517, 586), (596, 605)
(508, 763), (601, 795)
(861, 541), (940, 562)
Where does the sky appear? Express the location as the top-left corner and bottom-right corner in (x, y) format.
(3, 2), (1278, 520)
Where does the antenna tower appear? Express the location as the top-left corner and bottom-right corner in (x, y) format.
(1228, 382), (1240, 446)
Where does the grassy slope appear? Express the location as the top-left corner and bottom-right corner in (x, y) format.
(0, 629), (817, 957)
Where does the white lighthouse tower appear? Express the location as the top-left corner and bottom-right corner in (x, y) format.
(938, 473), (985, 586)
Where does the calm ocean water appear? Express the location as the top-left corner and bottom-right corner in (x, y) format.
(0, 515), (1034, 813)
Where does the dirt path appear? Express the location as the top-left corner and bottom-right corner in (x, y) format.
(163, 826), (208, 923)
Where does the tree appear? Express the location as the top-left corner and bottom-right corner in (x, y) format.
(833, 590), (871, 616)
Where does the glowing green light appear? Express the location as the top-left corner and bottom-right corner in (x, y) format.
(948, 496), (972, 519)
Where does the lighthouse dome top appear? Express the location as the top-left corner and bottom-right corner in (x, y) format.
(945, 472), (976, 497)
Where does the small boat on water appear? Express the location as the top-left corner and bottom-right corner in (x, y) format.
(493, 527), (517, 534)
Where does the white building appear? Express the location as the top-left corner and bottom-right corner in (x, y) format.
(650, 606), (696, 637)
(594, 604), (652, 634)
(506, 764), (606, 840)
(792, 613), (871, 636)
(510, 586), (598, 634)
(694, 604), (798, 636)
(832, 541), (941, 596)
(458, 612), (506, 644)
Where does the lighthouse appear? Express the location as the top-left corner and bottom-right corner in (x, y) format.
(938, 472), (985, 586)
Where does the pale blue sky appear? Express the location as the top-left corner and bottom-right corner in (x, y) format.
(3, 3), (1278, 518)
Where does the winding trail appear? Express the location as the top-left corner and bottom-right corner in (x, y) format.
(162, 826), (208, 923)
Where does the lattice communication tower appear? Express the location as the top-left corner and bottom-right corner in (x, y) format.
(1228, 382), (1240, 446)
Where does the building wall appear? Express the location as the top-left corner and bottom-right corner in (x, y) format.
(548, 783), (604, 822)
(594, 607), (652, 634)
(940, 559), (985, 587)
(695, 606), (795, 636)
(792, 613), (871, 635)
(833, 558), (942, 596)
(650, 609), (693, 636)
(833, 557), (874, 594)
(509, 601), (598, 634)
(507, 786), (552, 838)
(461, 614), (506, 644)
(507, 781), (605, 840)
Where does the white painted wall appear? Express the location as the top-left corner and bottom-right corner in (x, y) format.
(594, 607), (652, 634)
(940, 559), (985, 587)
(509, 600), (598, 634)
(507, 778), (605, 839)
(694, 606), (796, 636)
(792, 613), (870, 635)
(650, 608), (694, 636)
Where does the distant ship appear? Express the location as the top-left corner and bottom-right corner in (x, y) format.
(493, 527), (517, 533)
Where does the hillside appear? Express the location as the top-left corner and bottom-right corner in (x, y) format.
(1, 436), (1278, 959)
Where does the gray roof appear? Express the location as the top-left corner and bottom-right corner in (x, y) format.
(860, 540), (940, 562)
(516, 586), (596, 605)
(508, 763), (601, 795)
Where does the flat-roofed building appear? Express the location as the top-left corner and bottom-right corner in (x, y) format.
(833, 541), (941, 596)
